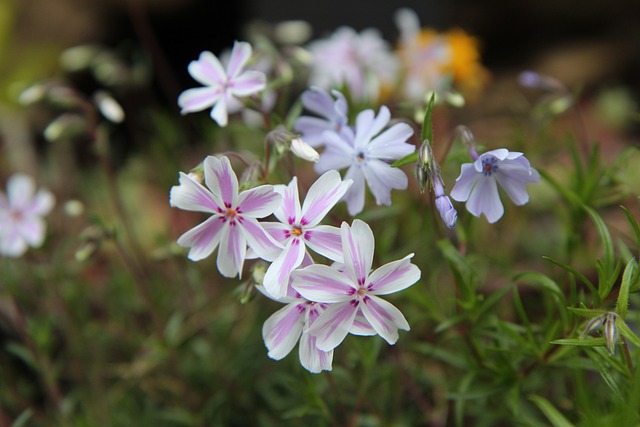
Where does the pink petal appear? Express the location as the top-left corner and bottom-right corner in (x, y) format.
(7, 174), (35, 210)
(273, 178), (301, 225)
(170, 172), (222, 213)
(300, 170), (352, 227)
(237, 185), (282, 218)
(16, 216), (45, 247)
(368, 254), (421, 295)
(229, 71), (266, 96)
(261, 221), (291, 244)
(25, 189), (55, 216)
(350, 311), (376, 336)
(341, 220), (374, 285)
(262, 303), (305, 360)
(307, 302), (358, 351)
(226, 41), (252, 79)
(360, 295), (409, 344)
(0, 228), (28, 257)
(299, 332), (333, 373)
(178, 87), (221, 114)
(210, 94), (229, 126)
(292, 264), (356, 303)
(216, 220), (247, 278)
(176, 215), (225, 261)
(263, 238), (306, 298)
(204, 156), (238, 208)
(303, 225), (343, 263)
(188, 51), (226, 86)
(239, 217), (283, 262)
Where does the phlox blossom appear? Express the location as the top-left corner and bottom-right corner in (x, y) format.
(178, 41), (266, 127)
(450, 148), (540, 223)
(0, 173), (55, 257)
(170, 156), (282, 278)
(261, 170), (352, 298)
(292, 219), (421, 351)
(293, 87), (349, 148)
(315, 106), (415, 215)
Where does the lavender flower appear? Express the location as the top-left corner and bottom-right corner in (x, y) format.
(293, 87), (349, 148)
(450, 149), (540, 223)
(316, 106), (415, 215)
(0, 174), (55, 257)
(178, 41), (266, 127)
(292, 219), (421, 351)
(170, 156), (282, 278)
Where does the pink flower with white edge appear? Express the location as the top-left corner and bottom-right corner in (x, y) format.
(0, 173), (55, 257)
(170, 155), (282, 278)
(292, 219), (421, 352)
(178, 41), (266, 127)
(259, 263), (333, 373)
(261, 170), (352, 298)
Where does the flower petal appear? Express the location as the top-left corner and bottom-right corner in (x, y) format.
(362, 159), (408, 206)
(466, 176), (504, 223)
(216, 220), (246, 278)
(495, 163), (540, 206)
(292, 264), (356, 302)
(170, 172), (221, 213)
(263, 238), (306, 299)
(210, 94), (229, 126)
(368, 122), (415, 161)
(239, 217), (283, 261)
(262, 303), (305, 360)
(7, 174), (35, 210)
(16, 216), (45, 247)
(307, 302), (358, 351)
(342, 166), (366, 216)
(299, 332), (333, 373)
(178, 87), (221, 114)
(237, 185), (282, 218)
(360, 295), (410, 344)
(303, 225), (343, 263)
(0, 228), (28, 257)
(226, 41), (252, 79)
(450, 163), (480, 202)
(204, 156), (238, 208)
(229, 71), (266, 96)
(25, 189), (55, 217)
(341, 219), (374, 285)
(273, 177), (301, 225)
(368, 254), (420, 295)
(301, 170), (352, 227)
(350, 311), (376, 336)
(176, 215), (225, 261)
(188, 51), (226, 86)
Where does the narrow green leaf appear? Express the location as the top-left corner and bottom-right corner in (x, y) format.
(551, 337), (606, 347)
(421, 92), (436, 143)
(566, 307), (607, 318)
(529, 394), (575, 427)
(391, 151), (418, 168)
(621, 205), (640, 260)
(513, 272), (566, 302)
(616, 317), (640, 347)
(543, 256), (599, 303)
(583, 206), (616, 298)
(615, 259), (636, 318)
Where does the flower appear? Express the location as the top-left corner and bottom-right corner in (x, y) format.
(307, 27), (398, 102)
(178, 41), (266, 127)
(260, 276), (333, 373)
(261, 170), (352, 298)
(316, 106), (415, 215)
(170, 156), (282, 278)
(292, 219), (421, 351)
(450, 149), (540, 223)
(0, 174), (55, 257)
(293, 87), (349, 148)
(416, 139), (457, 228)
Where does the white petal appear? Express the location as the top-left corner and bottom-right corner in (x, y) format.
(342, 166), (366, 216)
(203, 156), (238, 208)
(188, 51), (226, 86)
(178, 87), (221, 114)
(263, 239), (306, 299)
(360, 295), (410, 344)
(450, 164), (480, 202)
(7, 174), (35, 210)
(170, 172), (221, 214)
(368, 255), (421, 295)
(299, 332), (333, 373)
(307, 302), (358, 351)
(216, 221), (246, 278)
(292, 264), (356, 303)
(176, 215), (225, 261)
(341, 219), (374, 285)
(362, 159), (408, 206)
(300, 170), (352, 227)
(303, 225), (343, 263)
(262, 303), (305, 360)
(239, 217), (283, 261)
(466, 177), (504, 223)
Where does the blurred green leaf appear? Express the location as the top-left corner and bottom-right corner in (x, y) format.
(615, 259), (636, 319)
(529, 394), (575, 427)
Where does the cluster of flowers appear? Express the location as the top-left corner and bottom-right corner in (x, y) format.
(169, 16), (540, 371)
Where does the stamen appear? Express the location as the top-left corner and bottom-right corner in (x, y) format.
(291, 227), (303, 236)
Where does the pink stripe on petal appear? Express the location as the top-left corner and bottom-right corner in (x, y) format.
(307, 302), (358, 352)
(263, 239), (306, 298)
(360, 295), (409, 345)
(170, 172), (221, 213)
(341, 220), (374, 285)
(292, 265), (356, 303)
(216, 221), (246, 278)
(229, 71), (266, 96)
(238, 185), (282, 218)
(240, 217), (283, 262)
(262, 303), (305, 360)
(210, 95), (229, 126)
(226, 41), (252, 78)
(303, 225), (343, 263)
(188, 51), (226, 86)
(176, 215), (225, 261)
(299, 332), (333, 373)
(204, 156), (238, 208)
(300, 170), (351, 227)
(274, 178), (301, 225)
(178, 87), (220, 113)
(350, 311), (376, 336)
(25, 189), (55, 216)
(368, 255), (421, 295)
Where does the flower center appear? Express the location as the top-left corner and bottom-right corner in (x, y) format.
(10, 210), (23, 222)
(481, 156), (498, 176)
(290, 227), (303, 236)
(356, 151), (366, 163)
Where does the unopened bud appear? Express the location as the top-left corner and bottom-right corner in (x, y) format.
(603, 313), (619, 355)
(290, 137), (319, 162)
(44, 113), (87, 143)
(94, 91), (125, 123)
(18, 84), (47, 106)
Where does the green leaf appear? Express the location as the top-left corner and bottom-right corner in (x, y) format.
(421, 92), (436, 144)
(615, 259), (636, 318)
(529, 394), (575, 427)
(621, 205), (640, 260)
(543, 256), (599, 304)
(551, 337), (606, 347)
(391, 151), (418, 167)
(616, 317), (640, 347)
(583, 206), (616, 298)
(566, 307), (607, 318)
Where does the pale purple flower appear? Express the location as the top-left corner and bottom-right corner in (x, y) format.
(293, 87), (349, 148)
(261, 170), (352, 298)
(178, 41), (266, 127)
(316, 106), (415, 216)
(0, 174), (55, 257)
(307, 27), (398, 102)
(260, 279), (333, 373)
(450, 149), (540, 223)
(416, 139), (457, 228)
(170, 156), (282, 278)
(292, 219), (421, 351)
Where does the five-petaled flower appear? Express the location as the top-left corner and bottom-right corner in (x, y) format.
(292, 219), (421, 351)
(178, 41), (266, 127)
(261, 170), (352, 298)
(450, 148), (540, 223)
(170, 156), (282, 278)
(0, 173), (55, 258)
(293, 87), (349, 148)
(315, 106), (415, 216)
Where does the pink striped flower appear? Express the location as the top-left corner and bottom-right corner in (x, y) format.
(170, 156), (282, 278)
(178, 41), (266, 127)
(292, 219), (421, 351)
(261, 170), (352, 298)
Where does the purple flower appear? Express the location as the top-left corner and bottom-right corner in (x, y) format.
(170, 156), (282, 278)
(316, 106), (415, 215)
(292, 219), (421, 351)
(178, 41), (266, 127)
(261, 170), (352, 298)
(293, 87), (349, 148)
(261, 279), (333, 373)
(450, 148), (540, 223)
(0, 174), (55, 257)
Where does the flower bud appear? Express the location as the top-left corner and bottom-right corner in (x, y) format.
(603, 313), (619, 355)
(93, 91), (125, 123)
(290, 137), (319, 163)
